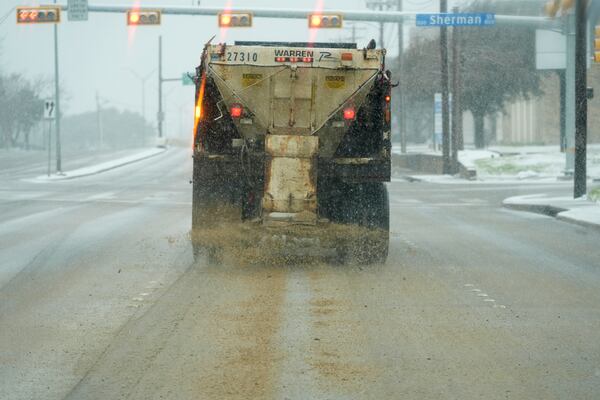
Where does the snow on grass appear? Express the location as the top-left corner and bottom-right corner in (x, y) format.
(465, 144), (600, 180)
(590, 187), (600, 203)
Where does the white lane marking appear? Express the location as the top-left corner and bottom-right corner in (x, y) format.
(140, 292), (150, 297)
(465, 284), (506, 309)
(132, 297), (144, 302)
(388, 195), (423, 205)
(85, 191), (116, 201)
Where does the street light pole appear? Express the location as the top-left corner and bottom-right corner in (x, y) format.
(397, 0), (407, 154)
(158, 35), (164, 139)
(127, 68), (155, 145)
(53, 0), (62, 173)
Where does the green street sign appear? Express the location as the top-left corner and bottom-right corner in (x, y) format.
(182, 72), (195, 86)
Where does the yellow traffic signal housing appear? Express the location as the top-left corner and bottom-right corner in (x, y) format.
(595, 26), (600, 63)
(218, 12), (253, 28)
(308, 13), (343, 29)
(544, 0), (560, 17)
(127, 10), (161, 26)
(544, 0), (576, 18)
(16, 6), (61, 24)
(561, 0), (575, 12)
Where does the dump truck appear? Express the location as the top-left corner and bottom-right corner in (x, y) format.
(192, 40), (392, 264)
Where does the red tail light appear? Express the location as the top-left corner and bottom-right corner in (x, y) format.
(343, 107), (356, 120)
(230, 103), (243, 118)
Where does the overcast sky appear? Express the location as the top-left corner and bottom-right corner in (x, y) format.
(0, 0), (474, 137)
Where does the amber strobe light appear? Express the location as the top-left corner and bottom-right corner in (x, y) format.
(308, 13), (343, 29)
(127, 10), (161, 26)
(16, 7), (60, 24)
(218, 12), (253, 28)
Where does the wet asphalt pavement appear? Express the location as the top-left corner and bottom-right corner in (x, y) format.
(1, 148), (599, 399)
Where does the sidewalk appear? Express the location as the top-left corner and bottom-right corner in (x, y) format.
(503, 194), (600, 231)
(27, 147), (166, 182)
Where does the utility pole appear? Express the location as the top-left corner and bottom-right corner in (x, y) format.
(158, 35), (164, 139)
(559, 70), (566, 152)
(451, 6), (461, 174)
(95, 91), (104, 149)
(127, 69), (154, 145)
(379, 2), (384, 48)
(366, 1), (393, 48)
(440, 0), (451, 174)
(565, 10), (576, 176)
(53, 0), (62, 173)
(574, 0), (587, 198)
(397, 0), (407, 154)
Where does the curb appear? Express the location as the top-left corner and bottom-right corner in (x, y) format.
(503, 199), (600, 232)
(556, 213), (600, 232)
(400, 175), (424, 183)
(29, 148), (167, 182)
(502, 202), (567, 218)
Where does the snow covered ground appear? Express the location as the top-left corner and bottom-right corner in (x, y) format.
(26, 147), (166, 182)
(394, 144), (600, 183)
(475, 144), (600, 181)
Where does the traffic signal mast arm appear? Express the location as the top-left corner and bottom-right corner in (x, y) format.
(45, 3), (557, 28)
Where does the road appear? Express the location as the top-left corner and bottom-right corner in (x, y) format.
(1, 147), (599, 399)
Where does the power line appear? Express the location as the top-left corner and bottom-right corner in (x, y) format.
(0, 7), (15, 26)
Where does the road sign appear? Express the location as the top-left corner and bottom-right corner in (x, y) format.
(68, 0), (88, 22)
(182, 73), (195, 86)
(434, 93), (451, 149)
(416, 13), (496, 27)
(536, 29), (566, 70)
(44, 99), (56, 120)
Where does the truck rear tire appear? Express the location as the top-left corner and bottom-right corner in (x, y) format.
(323, 182), (389, 265)
(191, 157), (242, 264)
(351, 183), (389, 265)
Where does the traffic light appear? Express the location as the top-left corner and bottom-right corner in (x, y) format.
(16, 6), (61, 24)
(544, 0), (575, 18)
(595, 26), (600, 63)
(218, 12), (253, 28)
(127, 10), (161, 26)
(308, 13), (343, 29)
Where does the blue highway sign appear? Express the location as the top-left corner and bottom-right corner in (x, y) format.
(416, 13), (496, 27)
